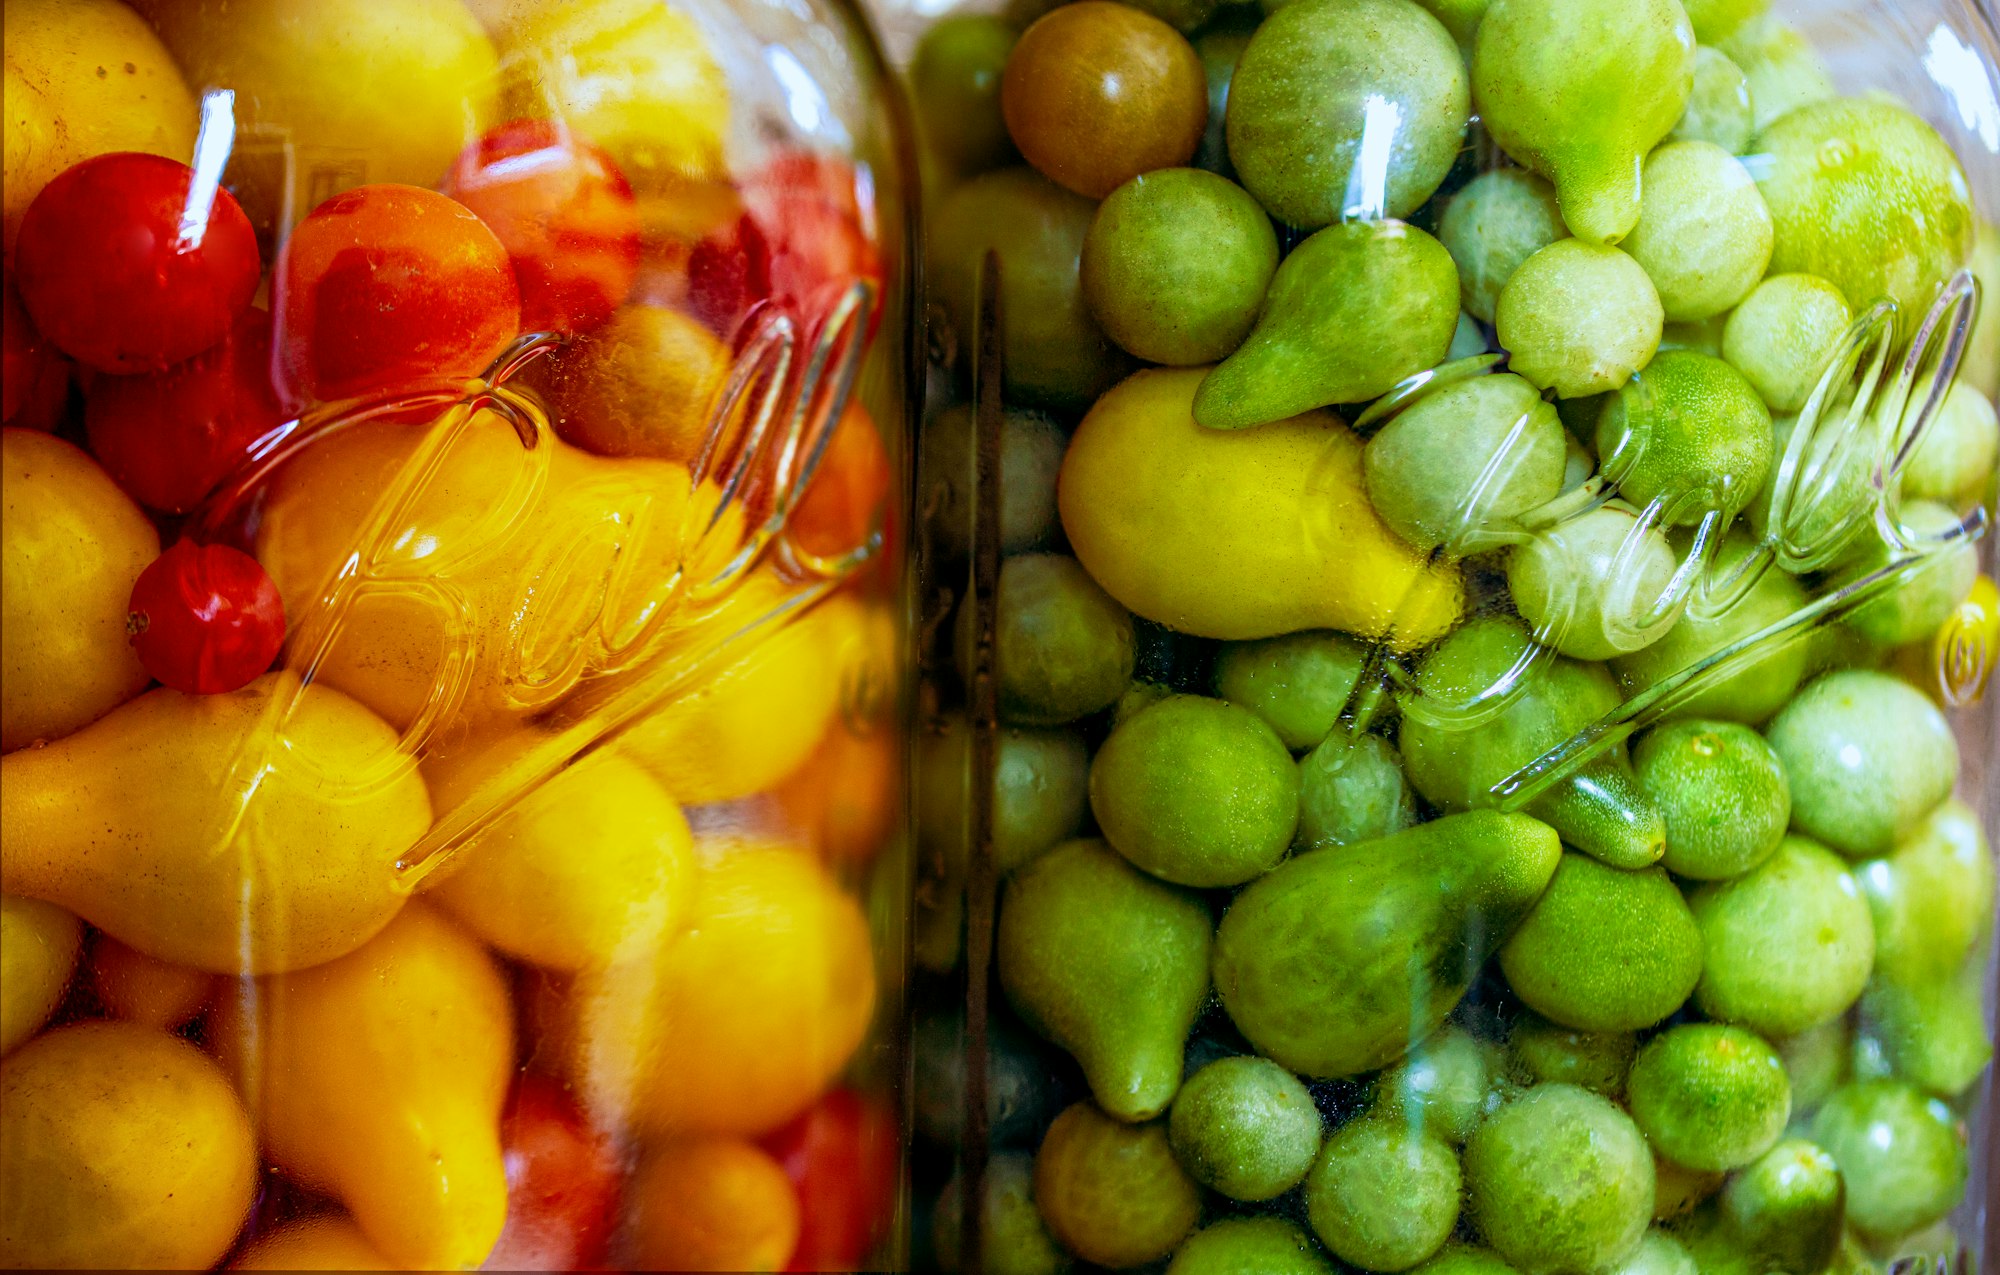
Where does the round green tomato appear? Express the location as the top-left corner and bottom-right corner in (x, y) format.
(921, 403), (1065, 558)
(1215, 629), (1381, 751)
(1837, 501), (1978, 647)
(1035, 1102), (1202, 1269)
(1903, 381), (2000, 510)
(1632, 718), (1790, 880)
(1721, 274), (1853, 415)
(1774, 1017), (1851, 1116)
(912, 15), (1019, 178)
(1689, 835), (1876, 1035)
(1857, 797), (1995, 987)
(1757, 98), (1976, 337)
(1464, 1085), (1655, 1275)
(1091, 693), (1300, 886)
(1169, 1218), (1335, 1275)
(1226, 0), (1469, 226)
(1168, 1054), (1322, 1201)
(932, 1150), (1071, 1275)
(1082, 168), (1278, 366)
(1498, 240), (1663, 399)
(1297, 730), (1417, 850)
(1627, 1023), (1792, 1171)
(1509, 1014), (1637, 1098)
(1499, 853), (1704, 1032)
(1717, 1137), (1844, 1275)
(917, 714), (1090, 877)
(1598, 350), (1774, 524)
(1624, 141), (1773, 322)
(1670, 47), (1753, 154)
(1377, 1023), (1505, 1145)
(1509, 503), (1680, 661)
(1808, 1081), (1968, 1239)
(958, 553), (1134, 726)
(1306, 1116), (1462, 1272)
(1439, 168), (1570, 325)
(1764, 670), (1958, 858)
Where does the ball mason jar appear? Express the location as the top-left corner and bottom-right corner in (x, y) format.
(885, 0), (2000, 1270)
(1, 0), (914, 1269)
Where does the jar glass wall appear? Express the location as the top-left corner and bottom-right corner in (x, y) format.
(890, 0), (2000, 1271)
(0, 0), (913, 1269)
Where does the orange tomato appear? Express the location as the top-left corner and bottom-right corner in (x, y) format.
(623, 1137), (801, 1273)
(789, 401), (892, 562)
(89, 934), (215, 1030)
(774, 719), (900, 867)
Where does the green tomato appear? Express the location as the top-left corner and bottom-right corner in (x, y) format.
(1680, 0), (1766, 42)
(1608, 1231), (1699, 1275)
(1859, 958), (1994, 1099)
(1721, 274), (1854, 415)
(1689, 835), (1876, 1036)
(1757, 98), (1976, 339)
(929, 167), (1130, 411)
(1808, 1082), (1968, 1239)
(1168, 1218), (1336, 1275)
(1509, 1013), (1637, 1098)
(917, 714), (1090, 877)
(1632, 718), (1790, 880)
(933, 1151), (1072, 1275)
(1364, 371), (1569, 555)
(921, 403), (1066, 558)
(1498, 239), (1664, 399)
(1226, 0), (1469, 227)
(1962, 220), (2000, 399)
(1715, 16), (1834, 132)
(1670, 47), (1754, 154)
(1215, 629), (1382, 751)
(1439, 168), (1571, 325)
(1624, 142), (1773, 322)
(1464, 1085), (1655, 1275)
(1611, 533), (1810, 725)
(1835, 502), (1978, 648)
(1034, 1103), (1203, 1268)
(1718, 1138), (1845, 1275)
(1508, 503), (1680, 661)
(1902, 381), (1999, 510)
(1168, 1054), (1323, 1201)
(1414, 1246), (1525, 1275)
(1855, 797), (1994, 988)
(1192, 27), (1252, 177)
(1297, 730), (1417, 850)
(1082, 168), (1279, 366)
(1377, 1023), (1506, 1145)
(1090, 694), (1300, 886)
(957, 554), (1135, 726)
(1306, 1116), (1463, 1272)
(1597, 351), (1774, 524)
(912, 15), (1019, 179)
(1498, 853), (1704, 1032)
(1773, 1017), (1851, 1117)
(1764, 670), (1958, 858)
(1627, 1024), (1792, 1172)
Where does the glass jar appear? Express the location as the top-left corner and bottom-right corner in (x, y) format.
(891, 0), (1999, 1271)
(0, 0), (912, 1269)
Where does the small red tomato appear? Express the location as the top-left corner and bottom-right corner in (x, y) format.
(86, 309), (294, 514)
(688, 151), (884, 337)
(128, 540), (286, 695)
(761, 1088), (899, 1273)
(482, 1076), (623, 1272)
(2, 269), (53, 424)
(275, 184), (521, 403)
(442, 120), (642, 336)
(14, 152), (261, 374)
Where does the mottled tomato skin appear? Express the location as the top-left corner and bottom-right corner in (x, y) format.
(128, 540), (286, 695)
(14, 152), (261, 374)
(480, 1076), (623, 1272)
(275, 183), (521, 403)
(2, 270), (53, 424)
(86, 309), (294, 514)
(687, 151), (884, 338)
(443, 119), (642, 336)
(761, 1088), (899, 1272)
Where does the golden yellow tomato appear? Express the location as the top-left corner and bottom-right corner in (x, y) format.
(2, 0), (197, 259)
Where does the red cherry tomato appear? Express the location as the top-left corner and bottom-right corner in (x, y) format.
(128, 540), (286, 695)
(86, 309), (295, 514)
(760, 1088), (899, 1273)
(13, 152), (261, 374)
(2, 269), (53, 424)
(688, 151), (884, 338)
(275, 184), (521, 403)
(482, 1076), (623, 1272)
(442, 119), (642, 337)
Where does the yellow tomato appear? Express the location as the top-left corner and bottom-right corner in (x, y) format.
(3, 0), (197, 259)
(624, 1138), (803, 1273)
